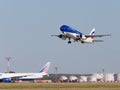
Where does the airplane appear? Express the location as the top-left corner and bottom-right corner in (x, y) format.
(0, 62), (51, 82)
(52, 25), (111, 44)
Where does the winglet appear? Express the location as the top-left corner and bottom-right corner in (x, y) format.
(39, 62), (51, 74)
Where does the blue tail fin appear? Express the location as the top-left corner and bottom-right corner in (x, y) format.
(39, 62), (51, 74)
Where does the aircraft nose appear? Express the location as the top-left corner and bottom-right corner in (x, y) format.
(60, 25), (68, 31)
(60, 25), (64, 31)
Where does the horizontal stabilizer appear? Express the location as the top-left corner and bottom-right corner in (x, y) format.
(85, 34), (111, 37)
(93, 40), (104, 42)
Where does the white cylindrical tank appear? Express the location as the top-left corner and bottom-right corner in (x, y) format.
(88, 75), (97, 82)
(59, 76), (68, 82)
(69, 76), (78, 82)
(93, 73), (103, 79)
(104, 73), (114, 82)
(79, 76), (88, 82)
(114, 73), (120, 82)
(87, 73), (104, 82)
(92, 73), (104, 82)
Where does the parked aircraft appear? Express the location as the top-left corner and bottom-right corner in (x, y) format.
(0, 62), (51, 82)
(52, 25), (111, 44)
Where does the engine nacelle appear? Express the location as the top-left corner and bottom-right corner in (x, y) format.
(58, 34), (66, 40)
(80, 34), (86, 40)
(2, 78), (11, 83)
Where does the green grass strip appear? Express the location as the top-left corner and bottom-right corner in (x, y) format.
(0, 83), (120, 89)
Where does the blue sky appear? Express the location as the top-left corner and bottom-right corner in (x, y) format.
(0, 0), (119, 74)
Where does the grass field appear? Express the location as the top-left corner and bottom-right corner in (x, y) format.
(0, 83), (120, 90)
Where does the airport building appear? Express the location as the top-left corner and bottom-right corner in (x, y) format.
(57, 73), (120, 83)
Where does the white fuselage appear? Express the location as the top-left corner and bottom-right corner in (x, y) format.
(64, 32), (93, 43)
(64, 32), (79, 39)
(0, 72), (47, 80)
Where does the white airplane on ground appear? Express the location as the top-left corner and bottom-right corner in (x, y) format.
(52, 25), (111, 44)
(0, 62), (51, 82)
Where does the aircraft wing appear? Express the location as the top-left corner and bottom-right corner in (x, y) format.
(51, 34), (67, 40)
(11, 74), (31, 78)
(0, 73), (32, 79)
(51, 35), (59, 37)
(51, 34), (66, 37)
(85, 34), (111, 37)
(10, 74), (31, 80)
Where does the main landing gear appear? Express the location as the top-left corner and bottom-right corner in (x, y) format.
(68, 38), (71, 44)
(68, 40), (71, 44)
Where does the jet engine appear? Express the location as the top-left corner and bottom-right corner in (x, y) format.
(58, 34), (67, 40)
(2, 78), (11, 83)
(80, 34), (86, 40)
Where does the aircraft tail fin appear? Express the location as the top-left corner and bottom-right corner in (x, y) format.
(89, 28), (95, 35)
(39, 62), (51, 74)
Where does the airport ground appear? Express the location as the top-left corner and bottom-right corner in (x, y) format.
(0, 83), (120, 90)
